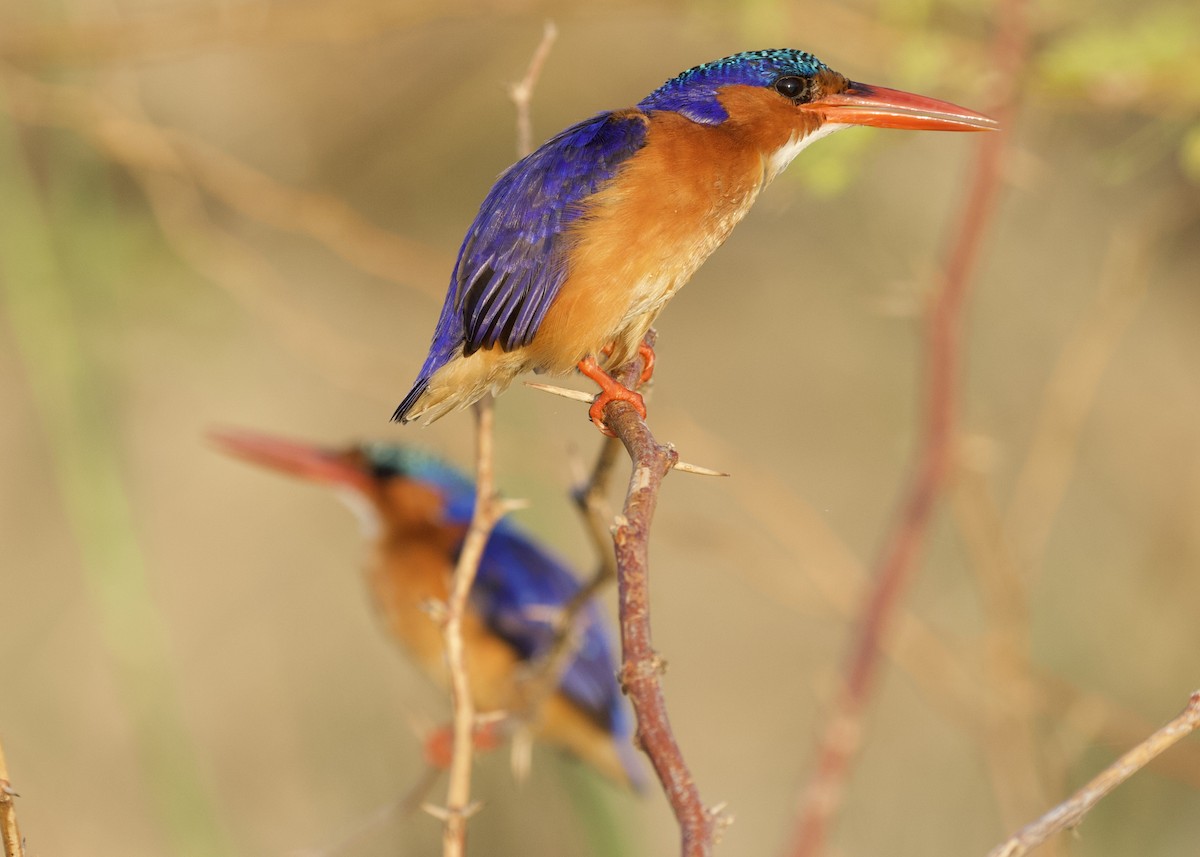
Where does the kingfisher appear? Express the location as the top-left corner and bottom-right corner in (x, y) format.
(392, 48), (996, 433)
(211, 428), (642, 788)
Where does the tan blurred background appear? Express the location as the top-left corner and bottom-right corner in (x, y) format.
(2, 0), (1199, 855)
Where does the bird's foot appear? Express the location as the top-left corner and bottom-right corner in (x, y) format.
(635, 343), (656, 385)
(423, 720), (504, 769)
(600, 342), (656, 386)
(577, 355), (647, 437)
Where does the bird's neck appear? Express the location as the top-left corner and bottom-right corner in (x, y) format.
(713, 84), (842, 186)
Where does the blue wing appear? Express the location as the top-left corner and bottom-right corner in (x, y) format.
(455, 111), (648, 355)
(394, 111), (648, 420)
(471, 524), (628, 736)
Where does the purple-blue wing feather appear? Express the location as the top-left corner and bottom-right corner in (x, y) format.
(393, 111), (648, 421)
(469, 525), (629, 739)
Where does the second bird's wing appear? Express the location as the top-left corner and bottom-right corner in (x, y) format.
(470, 524), (627, 735)
(452, 111), (649, 354)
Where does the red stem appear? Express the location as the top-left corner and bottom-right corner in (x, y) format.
(787, 4), (1029, 854)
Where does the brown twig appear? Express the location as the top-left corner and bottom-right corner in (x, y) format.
(429, 396), (522, 856)
(786, 2), (1029, 853)
(1002, 201), (1182, 577)
(0, 65), (447, 298)
(0, 739), (23, 857)
(508, 21), (558, 160)
(985, 690), (1200, 857)
(951, 456), (1053, 834)
(603, 333), (718, 857)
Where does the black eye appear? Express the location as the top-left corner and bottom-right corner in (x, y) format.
(774, 76), (807, 100)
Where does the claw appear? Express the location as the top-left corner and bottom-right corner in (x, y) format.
(577, 355), (646, 436)
(635, 343), (656, 386)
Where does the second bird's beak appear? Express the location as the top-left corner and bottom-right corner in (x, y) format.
(805, 82), (998, 132)
(209, 428), (374, 495)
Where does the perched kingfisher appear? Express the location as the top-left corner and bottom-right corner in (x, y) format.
(392, 48), (996, 433)
(211, 428), (642, 788)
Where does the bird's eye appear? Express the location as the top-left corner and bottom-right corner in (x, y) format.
(774, 76), (808, 101)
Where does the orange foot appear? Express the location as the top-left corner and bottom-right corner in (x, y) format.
(423, 720), (504, 769)
(577, 355), (647, 437)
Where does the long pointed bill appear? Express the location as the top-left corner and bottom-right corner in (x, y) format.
(209, 427), (373, 494)
(806, 82), (998, 132)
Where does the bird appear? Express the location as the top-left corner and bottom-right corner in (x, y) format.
(211, 427), (642, 788)
(392, 48), (996, 433)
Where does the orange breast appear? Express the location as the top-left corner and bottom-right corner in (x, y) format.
(528, 111), (771, 371)
(529, 88), (823, 372)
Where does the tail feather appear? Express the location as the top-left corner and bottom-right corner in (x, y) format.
(392, 377), (430, 423)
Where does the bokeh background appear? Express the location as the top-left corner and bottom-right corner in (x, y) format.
(2, 0), (1198, 855)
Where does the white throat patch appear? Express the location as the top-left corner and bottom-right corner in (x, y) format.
(765, 123), (847, 184)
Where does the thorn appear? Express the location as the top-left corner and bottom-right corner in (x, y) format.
(421, 598), (448, 622)
(421, 801), (483, 822)
(498, 497), (531, 516)
(673, 460), (729, 477)
(708, 802), (735, 841)
(524, 382), (594, 403)
(510, 727), (534, 785)
(475, 710), (508, 728)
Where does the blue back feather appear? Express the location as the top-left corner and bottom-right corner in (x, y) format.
(393, 113), (647, 420)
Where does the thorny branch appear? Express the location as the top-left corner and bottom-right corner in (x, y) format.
(786, 0), (1030, 853)
(603, 333), (718, 857)
(986, 690), (1200, 857)
(0, 738), (24, 857)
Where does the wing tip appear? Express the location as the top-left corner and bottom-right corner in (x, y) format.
(391, 377), (429, 424)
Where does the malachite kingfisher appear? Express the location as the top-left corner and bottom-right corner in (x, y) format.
(392, 48), (996, 433)
(211, 428), (643, 788)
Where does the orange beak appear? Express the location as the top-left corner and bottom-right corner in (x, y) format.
(805, 82), (998, 132)
(209, 428), (373, 494)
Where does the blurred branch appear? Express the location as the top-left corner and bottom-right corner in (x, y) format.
(1003, 201), (1182, 576)
(0, 107), (229, 857)
(0, 64), (447, 298)
(0, 739), (23, 857)
(786, 0), (1030, 851)
(0, 62), (417, 404)
(605, 333), (718, 857)
(508, 21), (558, 159)
(986, 690), (1200, 857)
(0, 0), (498, 66)
(951, 450), (1054, 836)
(676, 414), (1200, 792)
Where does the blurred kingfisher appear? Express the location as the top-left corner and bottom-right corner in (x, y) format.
(392, 48), (996, 433)
(211, 428), (642, 788)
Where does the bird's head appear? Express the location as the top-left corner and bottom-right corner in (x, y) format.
(210, 428), (474, 540)
(638, 49), (995, 168)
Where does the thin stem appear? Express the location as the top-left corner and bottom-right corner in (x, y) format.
(0, 739), (23, 857)
(508, 21), (558, 159)
(437, 397), (505, 857)
(986, 691), (1200, 857)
